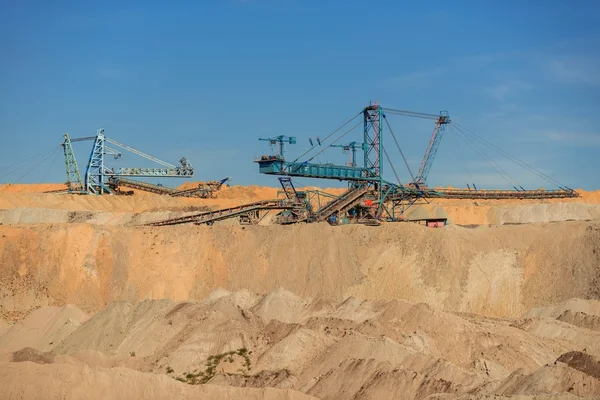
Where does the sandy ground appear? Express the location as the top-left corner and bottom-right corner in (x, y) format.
(1, 221), (599, 319)
(1, 183), (599, 226)
(0, 291), (599, 399)
(0, 183), (599, 399)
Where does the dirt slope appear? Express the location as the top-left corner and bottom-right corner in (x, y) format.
(0, 361), (317, 400)
(0, 305), (88, 351)
(0, 183), (599, 399)
(1, 221), (599, 319)
(1, 291), (599, 399)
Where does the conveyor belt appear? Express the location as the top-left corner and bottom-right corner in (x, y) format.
(147, 199), (299, 226)
(314, 185), (370, 221)
(109, 177), (175, 195)
(389, 187), (580, 201)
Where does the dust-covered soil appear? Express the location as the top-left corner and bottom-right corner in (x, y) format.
(1, 183), (600, 225)
(1, 220), (599, 321)
(1, 291), (599, 399)
(0, 184), (599, 399)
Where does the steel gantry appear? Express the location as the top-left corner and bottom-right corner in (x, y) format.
(61, 133), (85, 193)
(253, 102), (579, 225)
(59, 128), (194, 195)
(381, 108), (450, 187)
(144, 102), (579, 228)
(85, 129), (109, 194)
(330, 142), (368, 167)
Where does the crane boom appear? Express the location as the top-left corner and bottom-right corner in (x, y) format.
(81, 128), (194, 194)
(105, 137), (176, 168)
(259, 135), (296, 158)
(414, 114), (450, 185)
(382, 108), (445, 120)
(330, 142), (367, 167)
(382, 108), (450, 186)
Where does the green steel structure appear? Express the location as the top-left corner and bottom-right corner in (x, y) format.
(146, 102), (580, 228)
(255, 103), (580, 225)
(61, 133), (85, 193)
(62, 129), (194, 195)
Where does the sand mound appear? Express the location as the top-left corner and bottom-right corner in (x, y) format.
(523, 298), (600, 319)
(556, 351), (600, 379)
(496, 361), (600, 397)
(252, 288), (310, 323)
(2, 292), (599, 399)
(12, 347), (55, 364)
(0, 361), (317, 400)
(0, 183), (599, 398)
(556, 310), (600, 332)
(0, 305), (88, 352)
(0, 183), (67, 194)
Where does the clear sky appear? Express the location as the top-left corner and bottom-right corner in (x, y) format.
(1, 0), (599, 190)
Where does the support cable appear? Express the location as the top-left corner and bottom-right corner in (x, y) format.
(449, 127), (475, 188)
(383, 115), (416, 183)
(452, 122), (566, 188)
(451, 125), (518, 187)
(304, 120), (363, 164)
(382, 108), (442, 120)
(40, 149), (62, 183)
(449, 126), (517, 188)
(0, 149), (57, 179)
(12, 147), (62, 183)
(293, 112), (361, 163)
(382, 145), (403, 187)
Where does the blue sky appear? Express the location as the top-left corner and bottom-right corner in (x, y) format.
(1, 0), (599, 190)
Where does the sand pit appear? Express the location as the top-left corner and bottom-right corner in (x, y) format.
(1, 292), (600, 399)
(0, 184), (599, 399)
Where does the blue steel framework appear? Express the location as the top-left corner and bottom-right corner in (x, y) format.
(362, 104), (383, 180)
(258, 136), (297, 158)
(362, 104), (387, 216)
(73, 128), (194, 195)
(146, 103), (579, 228)
(256, 103), (580, 224)
(414, 112), (450, 186)
(62, 133), (84, 193)
(330, 142), (368, 167)
(85, 129), (108, 195)
(256, 105), (385, 183)
(256, 104), (396, 218)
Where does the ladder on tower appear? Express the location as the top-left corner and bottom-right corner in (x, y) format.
(278, 177), (301, 203)
(276, 177), (313, 223)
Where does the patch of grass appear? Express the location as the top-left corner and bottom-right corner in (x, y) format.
(173, 348), (253, 385)
(166, 366), (174, 374)
(129, 351), (136, 357)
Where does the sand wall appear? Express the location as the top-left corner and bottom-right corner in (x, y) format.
(2, 202), (600, 226)
(1, 221), (598, 319)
